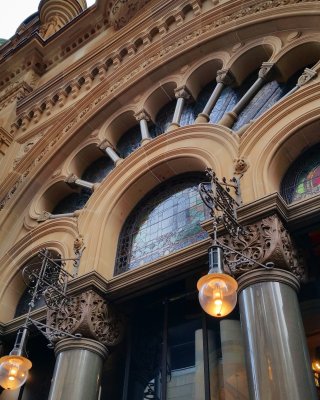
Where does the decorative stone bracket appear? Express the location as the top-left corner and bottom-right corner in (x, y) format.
(47, 290), (125, 347)
(221, 214), (304, 280)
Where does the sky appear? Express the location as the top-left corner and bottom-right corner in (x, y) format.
(0, 0), (96, 39)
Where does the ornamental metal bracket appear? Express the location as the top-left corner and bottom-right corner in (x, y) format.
(21, 246), (84, 345)
(199, 168), (273, 272)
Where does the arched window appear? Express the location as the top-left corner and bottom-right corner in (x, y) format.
(281, 144), (320, 204)
(117, 124), (142, 158)
(52, 156), (113, 214)
(115, 173), (209, 275)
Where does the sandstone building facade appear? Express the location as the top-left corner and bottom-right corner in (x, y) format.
(0, 0), (320, 399)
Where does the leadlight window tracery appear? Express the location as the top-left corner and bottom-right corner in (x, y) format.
(117, 124), (142, 158)
(115, 173), (210, 275)
(281, 144), (320, 204)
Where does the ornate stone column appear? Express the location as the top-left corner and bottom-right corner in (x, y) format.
(223, 215), (317, 400)
(195, 69), (233, 124)
(134, 109), (152, 145)
(167, 86), (191, 131)
(46, 290), (124, 400)
(65, 173), (96, 191)
(99, 139), (123, 165)
(219, 63), (274, 128)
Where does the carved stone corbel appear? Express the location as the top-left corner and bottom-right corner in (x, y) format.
(222, 214), (304, 280)
(47, 290), (125, 347)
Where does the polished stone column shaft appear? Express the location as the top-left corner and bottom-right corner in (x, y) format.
(134, 110), (152, 144)
(168, 86), (191, 131)
(238, 269), (317, 400)
(99, 140), (123, 165)
(219, 63), (273, 128)
(48, 338), (108, 400)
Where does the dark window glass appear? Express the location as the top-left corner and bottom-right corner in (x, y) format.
(150, 100), (176, 137)
(115, 173), (209, 275)
(281, 144), (320, 204)
(82, 156), (114, 183)
(193, 82), (216, 119)
(52, 191), (91, 214)
(117, 124), (142, 158)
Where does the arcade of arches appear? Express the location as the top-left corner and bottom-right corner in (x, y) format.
(1, 1), (320, 400)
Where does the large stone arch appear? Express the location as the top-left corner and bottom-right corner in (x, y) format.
(239, 82), (320, 202)
(76, 124), (238, 278)
(0, 219), (78, 322)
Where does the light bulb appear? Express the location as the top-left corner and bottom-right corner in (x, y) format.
(0, 355), (32, 390)
(197, 273), (238, 318)
(312, 361), (320, 372)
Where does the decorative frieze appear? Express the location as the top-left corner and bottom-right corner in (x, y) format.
(47, 290), (125, 347)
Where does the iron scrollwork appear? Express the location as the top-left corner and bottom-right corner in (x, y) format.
(199, 168), (274, 274)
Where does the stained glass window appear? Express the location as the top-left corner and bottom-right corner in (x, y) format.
(281, 144), (320, 203)
(82, 156), (114, 183)
(115, 173), (210, 275)
(117, 124), (142, 158)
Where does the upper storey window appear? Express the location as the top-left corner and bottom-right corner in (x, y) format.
(281, 144), (320, 204)
(115, 173), (209, 275)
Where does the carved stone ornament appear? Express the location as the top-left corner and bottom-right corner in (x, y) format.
(222, 215), (304, 280)
(216, 69), (234, 85)
(297, 68), (317, 87)
(47, 290), (125, 347)
(174, 86), (191, 100)
(258, 63), (274, 80)
(134, 109), (151, 122)
(107, 0), (152, 30)
(233, 158), (249, 175)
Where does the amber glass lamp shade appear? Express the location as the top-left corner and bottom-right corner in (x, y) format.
(197, 273), (238, 318)
(0, 355), (32, 390)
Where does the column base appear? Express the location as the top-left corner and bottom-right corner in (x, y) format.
(115, 158), (124, 166)
(195, 113), (210, 123)
(141, 137), (152, 146)
(218, 111), (237, 128)
(167, 122), (180, 131)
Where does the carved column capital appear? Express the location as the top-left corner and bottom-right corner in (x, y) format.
(297, 68), (317, 87)
(174, 86), (191, 100)
(99, 139), (113, 151)
(216, 69), (234, 85)
(134, 109), (151, 122)
(258, 62), (274, 80)
(47, 290), (125, 347)
(222, 214), (304, 280)
(65, 173), (78, 185)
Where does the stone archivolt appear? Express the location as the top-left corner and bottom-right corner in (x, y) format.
(47, 290), (124, 347)
(222, 214), (304, 280)
(39, 0), (87, 39)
